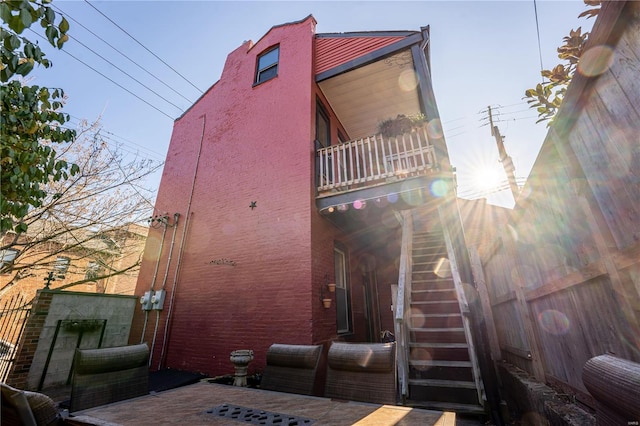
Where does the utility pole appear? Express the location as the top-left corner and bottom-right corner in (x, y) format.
(487, 106), (519, 201)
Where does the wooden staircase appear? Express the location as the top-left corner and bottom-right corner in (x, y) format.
(405, 231), (485, 414)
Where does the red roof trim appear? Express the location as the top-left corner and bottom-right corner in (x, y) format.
(315, 35), (407, 75)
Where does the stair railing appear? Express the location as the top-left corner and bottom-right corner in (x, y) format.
(438, 207), (486, 407)
(394, 210), (413, 399)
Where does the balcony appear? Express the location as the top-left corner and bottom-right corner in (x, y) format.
(316, 124), (439, 214)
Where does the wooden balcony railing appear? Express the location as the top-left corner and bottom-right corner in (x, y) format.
(316, 125), (436, 195)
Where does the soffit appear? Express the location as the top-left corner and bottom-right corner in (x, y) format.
(318, 48), (422, 139)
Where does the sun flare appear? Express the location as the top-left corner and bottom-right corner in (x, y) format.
(472, 165), (504, 192)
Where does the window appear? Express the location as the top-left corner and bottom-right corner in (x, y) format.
(85, 261), (103, 281)
(54, 256), (70, 279)
(255, 46), (279, 84)
(0, 249), (19, 273)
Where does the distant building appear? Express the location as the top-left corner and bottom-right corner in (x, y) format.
(0, 222), (148, 301)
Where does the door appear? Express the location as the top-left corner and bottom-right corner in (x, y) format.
(362, 271), (380, 342)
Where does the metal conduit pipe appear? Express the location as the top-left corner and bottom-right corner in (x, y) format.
(149, 213), (179, 366)
(158, 114), (206, 370)
(140, 219), (168, 344)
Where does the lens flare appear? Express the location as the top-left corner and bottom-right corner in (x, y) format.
(387, 193), (399, 203)
(398, 69), (418, 91)
(337, 204), (349, 212)
(430, 179), (448, 197)
(577, 45), (614, 77)
(353, 199), (366, 210)
(433, 257), (451, 278)
(538, 309), (570, 335)
(427, 118), (443, 139)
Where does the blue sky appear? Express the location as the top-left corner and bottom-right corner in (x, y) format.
(27, 0), (594, 208)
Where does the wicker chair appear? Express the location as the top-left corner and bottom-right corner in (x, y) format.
(324, 342), (397, 404)
(260, 344), (322, 395)
(69, 343), (149, 412)
(0, 383), (61, 426)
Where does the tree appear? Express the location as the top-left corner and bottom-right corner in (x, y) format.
(0, 119), (161, 299)
(1, 0), (78, 234)
(524, 0), (601, 125)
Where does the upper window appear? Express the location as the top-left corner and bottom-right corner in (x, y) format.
(85, 261), (103, 281)
(0, 249), (19, 273)
(255, 46), (279, 85)
(54, 256), (70, 279)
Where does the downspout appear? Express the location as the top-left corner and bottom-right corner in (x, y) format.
(158, 114), (206, 370)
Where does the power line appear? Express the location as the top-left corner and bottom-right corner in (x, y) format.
(66, 117), (166, 161)
(29, 29), (176, 120)
(63, 32), (185, 112)
(83, 0), (203, 94)
(533, 0), (545, 82)
(52, 4), (194, 104)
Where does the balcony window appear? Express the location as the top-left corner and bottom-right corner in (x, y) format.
(255, 45), (279, 85)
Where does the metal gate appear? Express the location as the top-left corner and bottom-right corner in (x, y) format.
(0, 293), (31, 382)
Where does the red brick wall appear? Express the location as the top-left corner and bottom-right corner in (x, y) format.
(131, 17), (323, 376)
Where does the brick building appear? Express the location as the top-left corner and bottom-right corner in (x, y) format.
(131, 16), (488, 411)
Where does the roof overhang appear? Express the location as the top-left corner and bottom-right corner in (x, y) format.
(316, 32), (428, 139)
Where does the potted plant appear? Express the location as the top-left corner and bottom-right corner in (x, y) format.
(377, 113), (426, 138)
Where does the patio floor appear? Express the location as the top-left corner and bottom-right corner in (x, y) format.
(67, 381), (485, 425)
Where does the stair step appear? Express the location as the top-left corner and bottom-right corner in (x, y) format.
(410, 327), (464, 332)
(410, 364), (474, 382)
(413, 313), (459, 317)
(408, 379), (476, 389)
(410, 313), (461, 325)
(404, 400), (485, 415)
(409, 360), (472, 368)
(412, 299), (457, 305)
(410, 342), (468, 349)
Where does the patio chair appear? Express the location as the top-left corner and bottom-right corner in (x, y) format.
(69, 343), (149, 412)
(324, 341), (397, 405)
(1, 382), (61, 426)
(260, 344), (322, 395)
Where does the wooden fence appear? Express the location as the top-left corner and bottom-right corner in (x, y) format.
(473, 1), (640, 408)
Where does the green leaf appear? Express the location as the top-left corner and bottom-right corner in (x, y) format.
(44, 7), (54, 25)
(15, 58), (34, 76)
(9, 14), (25, 34)
(45, 25), (57, 46)
(59, 17), (69, 33)
(19, 7), (32, 28)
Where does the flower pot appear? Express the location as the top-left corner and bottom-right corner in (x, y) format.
(322, 298), (332, 309)
(327, 283), (336, 292)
